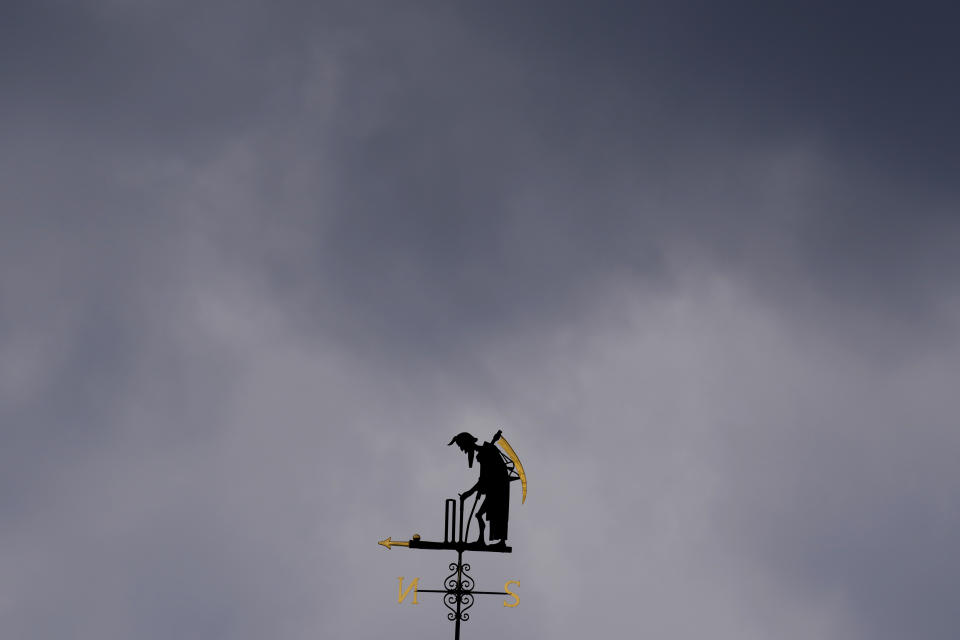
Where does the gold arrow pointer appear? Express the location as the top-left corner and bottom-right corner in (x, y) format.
(378, 536), (410, 550)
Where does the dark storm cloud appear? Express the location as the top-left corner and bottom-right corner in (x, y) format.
(3, 2), (960, 639)
(6, 0), (958, 354)
(284, 0), (960, 358)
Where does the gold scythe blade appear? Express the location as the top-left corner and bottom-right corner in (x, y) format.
(497, 436), (527, 504)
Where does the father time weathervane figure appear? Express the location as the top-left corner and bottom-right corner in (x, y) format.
(378, 428), (527, 640)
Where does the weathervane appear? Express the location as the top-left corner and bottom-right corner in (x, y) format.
(379, 428), (527, 639)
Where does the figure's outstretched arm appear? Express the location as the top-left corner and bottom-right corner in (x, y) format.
(461, 480), (481, 501)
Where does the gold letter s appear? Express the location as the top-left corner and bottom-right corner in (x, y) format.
(503, 580), (519, 608)
(398, 577), (420, 604)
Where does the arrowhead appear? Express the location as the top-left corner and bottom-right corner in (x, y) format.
(378, 537), (392, 549)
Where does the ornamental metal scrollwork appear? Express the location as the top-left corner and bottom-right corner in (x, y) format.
(458, 592), (475, 620)
(444, 593), (459, 621)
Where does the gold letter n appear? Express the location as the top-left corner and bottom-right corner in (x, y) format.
(398, 577), (419, 604)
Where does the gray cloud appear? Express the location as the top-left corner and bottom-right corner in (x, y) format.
(3, 2), (960, 639)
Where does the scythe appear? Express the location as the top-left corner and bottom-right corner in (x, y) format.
(496, 435), (527, 504)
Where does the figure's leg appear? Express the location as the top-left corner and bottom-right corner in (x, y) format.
(475, 499), (488, 545)
(476, 515), (486, 544)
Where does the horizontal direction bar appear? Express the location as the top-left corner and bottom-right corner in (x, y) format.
(417, 589), (509, 595)
(409, 539), (512, 553)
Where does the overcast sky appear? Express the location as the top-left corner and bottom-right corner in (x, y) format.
(3, 2), (960, 639)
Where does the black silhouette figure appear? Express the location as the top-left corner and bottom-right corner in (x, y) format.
(449, 429), (512, 547)
(380, 431), (526, 640)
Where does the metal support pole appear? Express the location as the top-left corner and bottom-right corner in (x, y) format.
(454, 549), (463, 640)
